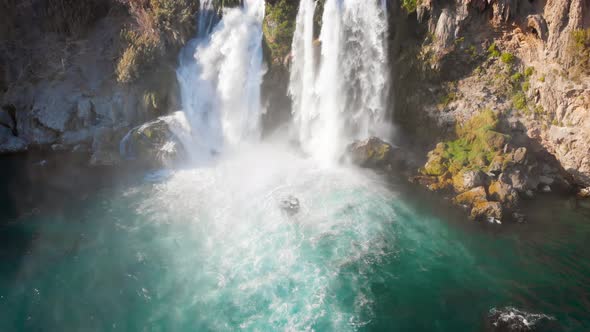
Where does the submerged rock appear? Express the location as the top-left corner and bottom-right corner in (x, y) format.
(280, 196), (300, 215)
(345, 137), (395, 169)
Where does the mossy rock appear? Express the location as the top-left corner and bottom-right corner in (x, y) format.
(422, 153), (447, 176)
(470, 201), (503, 221)
(489, 180), (520, 209)
(346, 137), (395, 168)
(453, 186), (488, 207)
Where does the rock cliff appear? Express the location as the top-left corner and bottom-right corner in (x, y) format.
(391, 0), (589, 210)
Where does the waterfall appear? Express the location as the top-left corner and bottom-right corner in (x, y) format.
(289, 0), (390, 165)
(175, 0), (266, 161)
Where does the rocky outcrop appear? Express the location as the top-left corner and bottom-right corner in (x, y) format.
(345, 137), (396, 169)
(395, 0), (589, 222)
(0, 1), (183, 165)
(120, 115), (187, 167)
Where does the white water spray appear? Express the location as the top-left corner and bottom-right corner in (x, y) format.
(175, 0), (265, 160)
(289, 0), (390, 165)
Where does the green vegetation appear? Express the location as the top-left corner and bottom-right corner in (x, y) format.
(487, 43), (500, 58)
(510, 72), (523, 83)
(116, 0), (199, 83)
(263, 0), (298, 65)
(401, 0), (418, 13)
(422, 110), (509, 176)
(440, 91), (458, 108)
(524, 66), (534, 77)
(512, 92), (527, 111)
(569, 28), (590, 78)
(500, 52), (515, 64)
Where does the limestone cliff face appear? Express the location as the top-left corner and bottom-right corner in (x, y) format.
(0, 0), (191, 165)
(402, 0), (590, 187)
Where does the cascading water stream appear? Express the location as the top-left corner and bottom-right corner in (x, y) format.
(289, 0), (390, 165)
(175, 0), (265, 161)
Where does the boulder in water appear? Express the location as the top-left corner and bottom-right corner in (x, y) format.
(280, 196), (300, 215)
(470, 201), (503, 222)
(345, 137), (395, 169)
(120, 117), (186, 167)
(489, 180), (520, 209)
(453, 186), (488, 208)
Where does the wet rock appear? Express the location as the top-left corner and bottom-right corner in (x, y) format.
(61, 128), (94, 146)
(280, 196), (300, 215)
(453, 186), (488, 207)
(0, 106), (17, 135)
(538, 176), (554, 186)
(410, 175), (443, 191)
(0, 126), (27, 153)
(346, 137), (395, 168)
(31, 87), (77, 133)
(512, 212), (526, 223)
(502, 166), (529, 193)
(470, 201), (503, 222)
(489, 181), (519, 209)
(120, 116), (186, 167)
(90, 126), (128, 166)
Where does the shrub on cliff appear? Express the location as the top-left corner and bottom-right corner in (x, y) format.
(116, 0), (199, 83)
(401, 0), (418, 13)
(569, 28), (590, 78)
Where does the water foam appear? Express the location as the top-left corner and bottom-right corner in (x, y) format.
(133, 143), (397, 330)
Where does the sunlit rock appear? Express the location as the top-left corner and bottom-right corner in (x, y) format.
(345, 137), (395, 169)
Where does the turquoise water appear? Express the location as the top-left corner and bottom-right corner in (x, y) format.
(0, 147), (589, 331)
